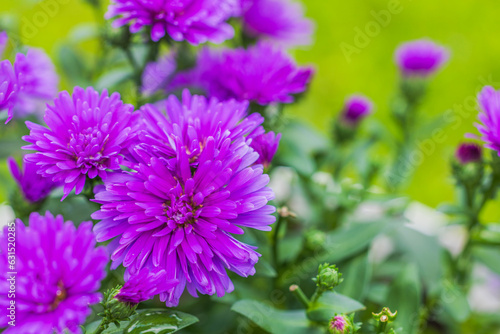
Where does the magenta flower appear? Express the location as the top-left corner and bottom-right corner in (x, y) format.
(7, 157), (60, 203)
(13, 48), (59, 117)
(455, 142), (482, 164)
(92, 91), (276, 307)
(142, 53), (176, 96)
(470, 86), (500, 155)
(329, 315), (347, 333)
(116, 268), (178, 304)
(23, 87), (139, 200)
(173, 42), (314, 105)
(0, 59), (18, 123)
(0, 212), (108, 334)
(395, 39), (449, 77)
(341, 94), (373, 126)
(105, 0), (239, 44)
(241, 0), (314, 47)
(250, 131), (281, 168)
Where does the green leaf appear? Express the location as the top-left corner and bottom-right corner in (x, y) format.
(58, 45), (91, 87)
(96, 68), (133, 90)
(472, 246), (500, 275)
(441, 281), (470, 322)
(255, 258), (277, 278)
(231, 300), (322, 334)
(85, 320), (131, 334)
(386, 263), (422, 334)
(336, 252), (372, 301)
(124, 309), (198, 334)
(307, 292), (366, 322)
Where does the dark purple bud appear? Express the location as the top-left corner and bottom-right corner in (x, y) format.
(455, 142), (482, 164)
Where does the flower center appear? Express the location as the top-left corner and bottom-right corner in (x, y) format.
(50, 281), (67, 311)
(69, 126), (108, 167)
(165, 195), (199, 228)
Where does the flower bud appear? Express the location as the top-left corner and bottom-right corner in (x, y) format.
(313, 263), (343, 291)
(329, 315), (350, 334)
(455, 142), (482, 165)
(372, 307), (398, 322)
(340, 95), (373, 127)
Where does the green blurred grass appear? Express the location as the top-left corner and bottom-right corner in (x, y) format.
(1, 0), (500, 221)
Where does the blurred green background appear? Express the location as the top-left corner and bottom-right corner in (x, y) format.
(1, 0), (500, 221)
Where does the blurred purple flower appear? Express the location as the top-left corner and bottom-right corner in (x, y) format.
(22, 87), (139, 200)
(173, 42), (314, 105)
(471, 86), (500, 155)
(455, 142), (482, 164)
(241, 0), (314, 47)
(7, 157), (60, 203)
(341, 94), (373, 126)
(250, 131), (281, 168)
(92, 91), (276, 307)
(0, 211), (108, 334)
(116, 268), (178, 304)
(105, 0), (239, 44)
(13, 48), (59, 117)
(0, 59), (18, 124)
(395, 39), (449, 77)
(142, 53), (176, 96)
(0, 31), (7, 58)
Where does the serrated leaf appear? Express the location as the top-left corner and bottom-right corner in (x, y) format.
(307, 292), (366, 322)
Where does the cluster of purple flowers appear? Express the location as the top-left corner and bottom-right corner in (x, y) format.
(0, 32), (58, 123)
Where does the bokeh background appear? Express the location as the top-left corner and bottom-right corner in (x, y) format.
(1, 0), (500, 221)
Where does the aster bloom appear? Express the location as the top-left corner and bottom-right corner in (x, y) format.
(92, 90), (276, 307)
(173, 42), (314, 105)
(471, 86), (500, 155)
(142, 53), (176, 96)
(105, 0), (239, 44)
(395, 39), (449, 77)
(455, 142), (482, 164)
(0, 59), (18, 123)
(23, 87), (139, 200)
(13, 48), (59, 117)
(241, 0), (314, 47)
(341, 94), (373, 126)
(116, 268), (178, 304)
(0, 211), (108, 334)
(329, 315), (348, 334)
(7, 157), (60, 203)
(250, 131), (281, 168)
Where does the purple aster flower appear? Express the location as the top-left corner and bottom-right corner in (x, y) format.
(340, 94), (373, 126)
(329, 315), (347, 333)
(142, 53), (176, 96)
(105, 0), (239, 44)
(395, 39), (449, 77)
(455, 142), (482, 164)
(469, 86), (500, 155)
(7, 157), (60, 203)
(13, 48), (59, 118)
(92, 90), (276, 307)
(0, 59), (18, 124)
(250, 131), (281, 168)
(241, 0), (314, 47)
(116, 268), (178, 304)
(22, 87), (139, 200)
(173, 42), (314, 105)
(0, 211), (108, 334)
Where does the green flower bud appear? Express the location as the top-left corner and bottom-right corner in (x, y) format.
(98, 286), (137, 330)
(313, 263), (343, 291)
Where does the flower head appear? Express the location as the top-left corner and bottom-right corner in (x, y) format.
(241, 0), (314, 47)
(455, 142), (482, 164)
(23, 87), (139, 200)
(105, 0), (239, 44)
(173, 42), (313, 105)
(341, 94), (373, 126)
(116, 268), (178, 304)
(13, 48), (59, 117)
(329, 315), (347, 334)
(472, 86), (500, 155)
(0, 59), (18, 123)
(7, 157), (60, 203)
(250, 131), (281, 168)
(0, 211), (108, 334)
(92, 91), (276, 307)
(395, 39), (449, 77)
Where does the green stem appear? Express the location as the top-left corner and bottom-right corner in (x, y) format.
(272, 215), (285, 274)
(92, 319), (109, 334)
(289, 285), (310, 308)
